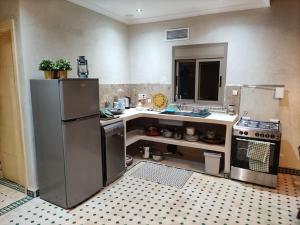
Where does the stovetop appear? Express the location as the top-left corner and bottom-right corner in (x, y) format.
(236, 119), (280, 130)
(233, 118), (281, 141)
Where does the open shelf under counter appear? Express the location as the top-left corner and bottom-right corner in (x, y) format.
(126, 129), (226, 152)
(127, 154), (224, 178)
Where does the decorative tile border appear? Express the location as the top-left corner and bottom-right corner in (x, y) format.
(279, 167), (300, 176)
(0, 178), (34, 216)
(0, 196), (33, 216)
(0, 178), (25, 193)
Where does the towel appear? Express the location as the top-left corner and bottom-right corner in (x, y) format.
(247, 140), (271, 173)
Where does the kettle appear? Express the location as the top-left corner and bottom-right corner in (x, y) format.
(124, 96), (131, 109)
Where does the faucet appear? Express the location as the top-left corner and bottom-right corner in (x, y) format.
(175, 94), (183, 111)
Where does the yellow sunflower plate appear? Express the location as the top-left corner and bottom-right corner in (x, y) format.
(152, 93), (168, 110)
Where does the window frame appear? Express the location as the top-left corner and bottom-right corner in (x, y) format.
(171, 42), (228, 106)
(173, 57), (226, 106)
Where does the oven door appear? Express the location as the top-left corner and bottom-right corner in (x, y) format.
(231, 136), (280, 175)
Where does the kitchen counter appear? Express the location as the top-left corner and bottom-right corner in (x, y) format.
(119, 108), (238, 125)
(101, 108), (239, 176)
(100, 117), (123, 126)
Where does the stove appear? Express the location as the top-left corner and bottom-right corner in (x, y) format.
(233, 117), (281, 141)
(231, 117), (281, 187)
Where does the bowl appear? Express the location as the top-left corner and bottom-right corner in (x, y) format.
(109, 108), (124, 115)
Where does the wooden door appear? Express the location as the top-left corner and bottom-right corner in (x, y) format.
(0, 30), (25, 186)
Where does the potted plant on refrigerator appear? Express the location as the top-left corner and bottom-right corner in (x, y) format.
(55, 59), (72, 79)
(39, 59), (55, 79)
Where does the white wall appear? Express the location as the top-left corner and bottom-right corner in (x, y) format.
(1, 0), (129, 191)
(1, 0), (300, 191)
(128, 0), (300, 169)
(20, 0), (129, 84)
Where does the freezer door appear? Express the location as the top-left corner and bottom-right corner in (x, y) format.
(59, 79), (99, 120)
(62, 115), (103, 208)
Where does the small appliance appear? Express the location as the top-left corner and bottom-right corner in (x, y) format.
(124, 96), (131, 109)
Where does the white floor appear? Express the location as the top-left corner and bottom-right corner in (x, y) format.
(0, 162), (299, 225)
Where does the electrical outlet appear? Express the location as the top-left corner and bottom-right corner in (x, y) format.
(138, 94), (144, 100)
(232, 90), (239, 96)
(138, 93), (147, 100)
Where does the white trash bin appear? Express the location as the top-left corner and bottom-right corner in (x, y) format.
(204, 152), (222, 175)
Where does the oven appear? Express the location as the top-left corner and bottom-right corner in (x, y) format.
(231, 135), (280, 174)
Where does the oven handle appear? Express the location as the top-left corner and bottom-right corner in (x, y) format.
(235, 138), (275, 146)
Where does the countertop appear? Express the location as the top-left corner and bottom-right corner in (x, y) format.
(100, 108), (238, 126)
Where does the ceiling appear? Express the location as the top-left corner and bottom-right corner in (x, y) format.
(67, 0), (270, 24)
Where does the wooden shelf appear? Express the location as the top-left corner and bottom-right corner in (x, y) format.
(126, 130), (225, 152)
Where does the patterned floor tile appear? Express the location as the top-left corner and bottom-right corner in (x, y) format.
(0, 184), (26, 209)
(0, 162), (299, 225)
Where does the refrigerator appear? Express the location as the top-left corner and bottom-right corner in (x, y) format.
(31, 79), (103, 209)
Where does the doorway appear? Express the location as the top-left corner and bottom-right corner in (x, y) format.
(0, 20), (26, 187)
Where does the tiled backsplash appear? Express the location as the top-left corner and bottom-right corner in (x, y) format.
(99, 83), (241, 112)
(99, 83), (172, 107)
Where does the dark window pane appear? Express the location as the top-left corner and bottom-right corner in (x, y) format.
(198, 61), (220, 101)
(177, 61), (195, 100)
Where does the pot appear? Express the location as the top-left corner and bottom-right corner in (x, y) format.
(186, 127), (195, 136)
(58, 70), (68, 79)
(152, 150), (163, 161)
(146, 126), (160, 136)
(44, 71), (54, 80)
(207, 130), (216, 139)
(126, 155), (133, 166)
(162, 129), (173, 138)
(173, 131), (182, 140)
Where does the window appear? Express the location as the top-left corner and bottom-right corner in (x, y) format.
(175, 60), (195, 100)
(173, 44), (227, 105)
(197, 60), (221, 102)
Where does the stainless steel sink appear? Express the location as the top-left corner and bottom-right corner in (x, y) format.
(160, 111), (210, 118)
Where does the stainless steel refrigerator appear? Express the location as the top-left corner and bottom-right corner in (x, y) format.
(31, 79), (103, 209)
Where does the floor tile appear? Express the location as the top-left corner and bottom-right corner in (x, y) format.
(1, 162), (299, 225)
(0, 183), (26, 209)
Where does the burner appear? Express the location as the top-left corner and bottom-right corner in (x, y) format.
(233, 118), (281, 141)
(237, 119), (259, 128)
(259, 122), (279, 130)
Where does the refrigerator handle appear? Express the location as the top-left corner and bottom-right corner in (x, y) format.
(63, 114), (100, 122)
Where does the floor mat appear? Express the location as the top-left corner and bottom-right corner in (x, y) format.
(130, 162), (193, 188)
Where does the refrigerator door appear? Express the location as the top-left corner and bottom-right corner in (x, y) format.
(62, 115), (103, 208)
(59, 79), (99, 120)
